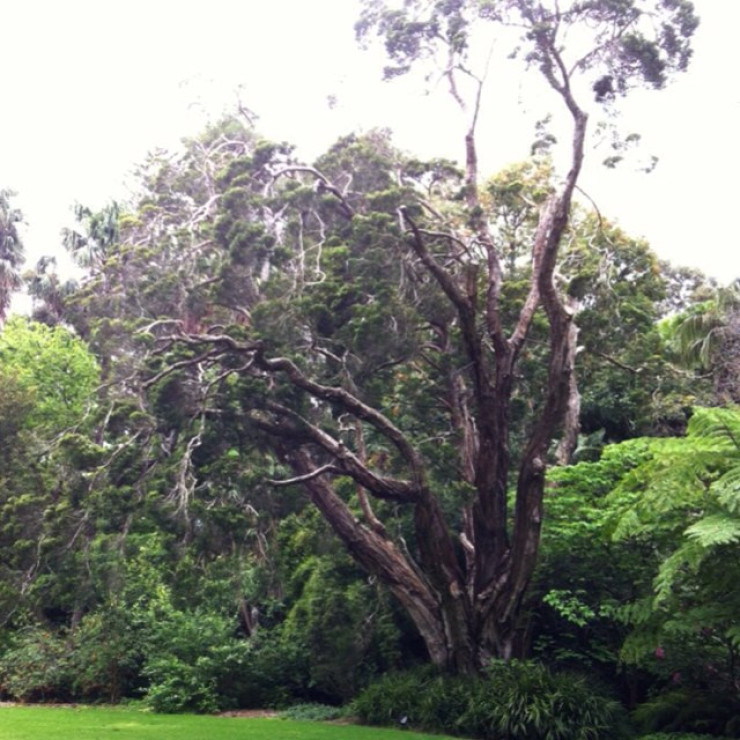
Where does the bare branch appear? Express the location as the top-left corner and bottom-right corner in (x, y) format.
(268, 165), (355, 219)
(268, 464), (341, 487)
(142, 348), (225, 388)
(401, 208), (470, 316)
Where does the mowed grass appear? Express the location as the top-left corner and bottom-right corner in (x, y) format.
(0, 705), (458, 740)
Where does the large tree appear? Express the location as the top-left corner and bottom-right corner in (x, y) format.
(136, 0), (697, 673)
(34, 2), (697, 674)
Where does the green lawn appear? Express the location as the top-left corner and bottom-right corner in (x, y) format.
(0, 706), (457, 740)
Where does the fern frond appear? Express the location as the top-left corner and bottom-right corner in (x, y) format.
(610, 507), (644, 541)
(714, 466), (740, 513)
(685, 513), (740, 547)
(727, 624), (740, 650)
(689, 406), (740, 451)
(615, 596), (656, 627)
(654, 539), (705, 603)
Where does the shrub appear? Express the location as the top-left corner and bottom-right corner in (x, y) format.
(350, 665), (434, 728)
(0, 626), (73, 701)
(352, 661), (630, 739)
(141, 609), (249, 713)
(144, 655), (221, 714)
(632, 689), (740, 738)
(67, 605), (143, 702)
(464, 661), (629, 740)
(278, 550), (402, 703)
(141, 607), (309, 713)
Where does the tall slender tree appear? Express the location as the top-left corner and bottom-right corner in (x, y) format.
(0, 190), (24, 322)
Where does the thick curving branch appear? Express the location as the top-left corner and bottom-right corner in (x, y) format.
(253, 351), (428, 490)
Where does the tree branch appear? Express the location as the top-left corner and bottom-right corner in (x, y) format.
(263, 401), (420, 503)
(269, 165), (355, 219)
(267, 464), (342, 487)
(255, 350), (427, 489)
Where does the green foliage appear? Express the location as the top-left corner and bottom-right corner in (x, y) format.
(352, 661), (628, 739)
(609, 408), (740, 617)
(144, 654), (222, 714)
(0, 626), (73, 701)
(280, 554), (401, 701)
(0, 317), (99, 431)
(277, 509), (403, 702)
(143, 608), (308, 712)
(465, 661), (629, 740)
(0, 319), (102, 627)
(532, 438), (657, 676)
(67, 605), (143, 702)
(660, 285), (740, 403)
(350, 666), (443, 727)
(358, 0), (698, 96)
(632, 689), (740, 737)
(540, 408), (740, 732)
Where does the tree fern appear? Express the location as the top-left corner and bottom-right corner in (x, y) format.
(607, 407), (740, 672)
(685, 514), (740, 547)
(716, 466), (740, 513)
(653, 539), (706, 603)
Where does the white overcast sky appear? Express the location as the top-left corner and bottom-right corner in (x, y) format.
(2, 0), (738, 286)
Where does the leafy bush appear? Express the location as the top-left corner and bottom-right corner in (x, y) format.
(350, 666), (435, 727)
(352, 661), (630, 739)
(144, 654), (222, 714)
(142, 608), (252, 713)
(67, 605), (143, 702)
(632, 689), (740, 738)
(0, 626), (73, 701)
(462, 661), (629, 740)
(277, 527), (402, 703)
(141, 605), (309, 713)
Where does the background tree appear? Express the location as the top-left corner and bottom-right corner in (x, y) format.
(0, 190), (24, 322)
(0, 318), (99, 627)
(662, 281), (740, 404)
